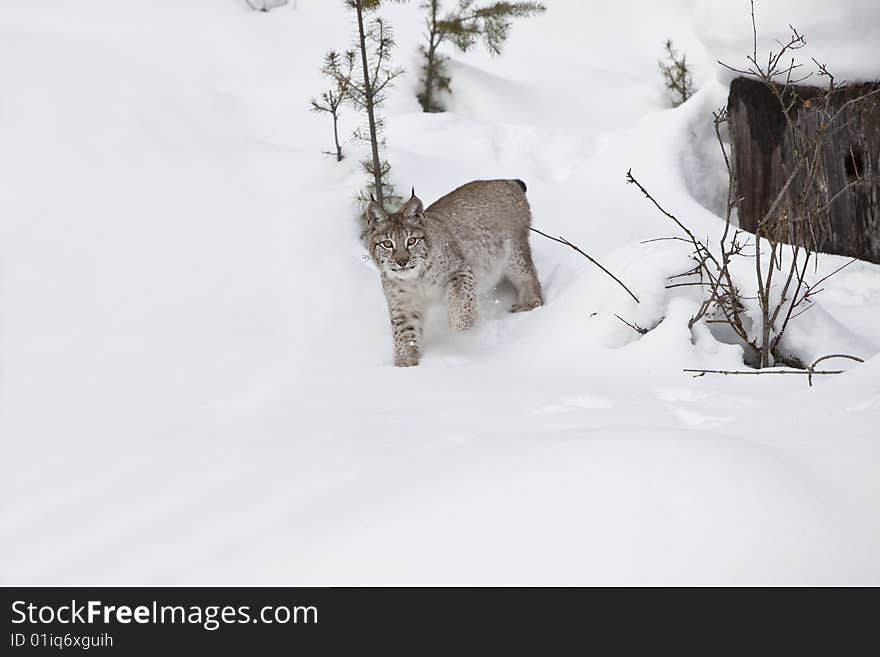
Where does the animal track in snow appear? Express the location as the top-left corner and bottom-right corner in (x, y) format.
(559, 394), (614, 409)
(668, 407), (728, 427)
(654, 388), (709, 403)
(532, 393), (614, 415)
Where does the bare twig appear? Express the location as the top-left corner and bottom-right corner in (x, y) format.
(529, 226), (640, 304)
(641, 236), (691, 245)
(627, 169), (710, 262)
(685, 352), (863, 386)
(628, 169), (751, 343)
(809, 258), (858, 292)
(684, 368), (845, 377)
(614, 314), (648, 335)
(665, 281), (711, 289)
(807, 353), (864, 386)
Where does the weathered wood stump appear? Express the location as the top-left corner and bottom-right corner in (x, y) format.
(727, 76), (880, 264)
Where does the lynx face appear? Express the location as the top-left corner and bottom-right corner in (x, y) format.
(366, 195), (429, 279)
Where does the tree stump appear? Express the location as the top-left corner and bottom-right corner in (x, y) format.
(727, 76), (880, 264)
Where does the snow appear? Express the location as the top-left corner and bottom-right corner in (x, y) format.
(694, 0), (880, 84)
(1, 0), (879, 585)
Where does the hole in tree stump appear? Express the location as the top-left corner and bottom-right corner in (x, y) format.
(844, 147), (864, 182)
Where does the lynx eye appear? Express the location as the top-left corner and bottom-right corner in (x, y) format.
(406, 237), (418, 247)
(380, 240), (393, 249)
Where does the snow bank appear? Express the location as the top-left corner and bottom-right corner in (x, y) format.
(695, 0), (880, 83)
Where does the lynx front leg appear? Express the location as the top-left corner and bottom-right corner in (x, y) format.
(384, 290), (424, 367)
(446, 268), (478, 332)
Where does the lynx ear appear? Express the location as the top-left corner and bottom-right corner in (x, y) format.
(401, 191), (424, 219)
(366, 200), (389, 229)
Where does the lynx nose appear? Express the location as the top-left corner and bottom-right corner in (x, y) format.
(394, 253), (410, 267)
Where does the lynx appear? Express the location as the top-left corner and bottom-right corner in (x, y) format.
(365, 179), (543, 367)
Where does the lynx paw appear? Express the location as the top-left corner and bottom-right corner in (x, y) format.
(511, 299), (542, 313)
(394, 346), (421, 367)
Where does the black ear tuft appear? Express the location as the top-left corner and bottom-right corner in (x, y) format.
(401, 194), (424, 219)
(366, 200), (388, 228)
(411, 186), (416, 198)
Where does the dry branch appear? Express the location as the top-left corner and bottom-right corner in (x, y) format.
(684, 352), (863, 386)
(684, 368), (845, 377)
(614, 314), (648, 335)
(807, 353), (864, 386)
(529, 226), (640, 304)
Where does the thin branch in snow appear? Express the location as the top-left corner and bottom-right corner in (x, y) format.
(529, 226), (640, 304)
(685, 352), (863, 386)
(614, 314), (648, 335)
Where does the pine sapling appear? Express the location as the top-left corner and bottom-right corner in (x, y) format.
(658, 39), (694, 107)
(417, 0), (546, 113)
(345, 7), (404, 205)
(311, 50), (356, 162)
